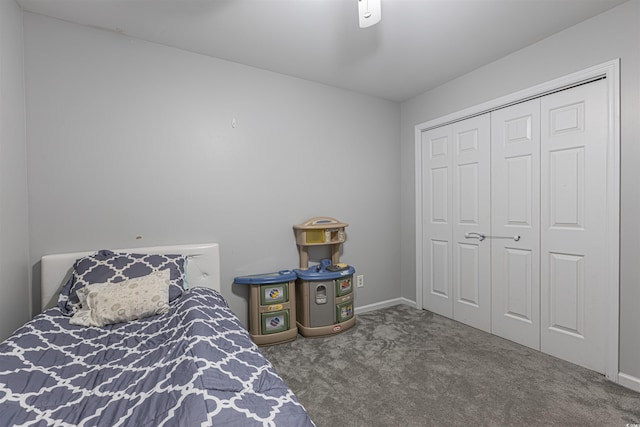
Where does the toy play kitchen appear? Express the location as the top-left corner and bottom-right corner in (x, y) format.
(293, 217), (356, 337)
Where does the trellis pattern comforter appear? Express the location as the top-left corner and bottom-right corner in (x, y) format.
(0, 288), (313, 426)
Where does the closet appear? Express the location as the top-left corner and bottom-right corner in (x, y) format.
(420, 78), (611, 374)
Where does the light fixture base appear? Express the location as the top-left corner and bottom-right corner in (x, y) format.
(358, 0), (381, 28)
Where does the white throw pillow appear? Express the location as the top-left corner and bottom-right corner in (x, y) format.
(70, 269), (170, 327)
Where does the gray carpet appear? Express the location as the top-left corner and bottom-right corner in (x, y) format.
(261, 304), (640, 427)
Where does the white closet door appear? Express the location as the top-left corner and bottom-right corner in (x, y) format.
(451, 114), (491, 332)
(491, 99), (541, 348)
(540, 79), (609, 374)
(421, 125), (453, 318)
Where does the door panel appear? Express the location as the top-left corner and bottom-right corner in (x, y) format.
(452, 114), (491, 332)
(422, 126), (453, 318)
(549, 148), (585, 228)
(540, 79), (608, 374)
(457, 163), (480, 224)
(430, 167), (449, 223)
(548, 252), (584, 337)
(457, 243), (480, 305)
(505, 155), (532, 226)
(491, 99), (541, 349)
(503, 248), (533, 322)
(430, 240), (449, 297)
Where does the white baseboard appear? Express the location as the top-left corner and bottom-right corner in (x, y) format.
(618, 372), (640, 393)
(355, 297), (416, 314)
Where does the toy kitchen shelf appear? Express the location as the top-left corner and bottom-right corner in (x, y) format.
(293, 217), (348, 268)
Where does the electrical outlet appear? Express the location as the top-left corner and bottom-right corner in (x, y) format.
(356, 275), (364, 288)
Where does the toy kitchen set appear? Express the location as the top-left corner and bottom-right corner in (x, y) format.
(293, 217), (356, 337)
(234, 216), (356, 346)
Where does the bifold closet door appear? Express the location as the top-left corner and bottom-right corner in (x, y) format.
(490, 99), (541, 349)
(490, 80), (610, 373)
(422, 77), (612, 375)
(421, 114), (491, 332)
(540, 78), (609, 374)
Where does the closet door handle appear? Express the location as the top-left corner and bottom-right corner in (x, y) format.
(464, 233), (520, 242)
(464, 232), (486, 241)
(486, 235), (521, 241)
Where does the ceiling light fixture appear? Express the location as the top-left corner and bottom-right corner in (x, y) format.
(358, 0), (381, 28)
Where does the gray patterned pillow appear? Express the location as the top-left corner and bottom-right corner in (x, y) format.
(70, 270), (170, 327)
(58, 250), (187, 316)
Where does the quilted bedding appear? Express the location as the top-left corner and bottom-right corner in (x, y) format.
(0, 288), (314, 427)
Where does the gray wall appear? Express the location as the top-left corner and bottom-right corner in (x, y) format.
(23, 12), (401, 328)
(0, 0), (30, 341)
(400, 0), (640, 378)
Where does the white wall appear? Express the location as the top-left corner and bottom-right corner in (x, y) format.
(0, 0), (30, 341)
(23, 12), (401, 327)
(400, 0), (640, 379)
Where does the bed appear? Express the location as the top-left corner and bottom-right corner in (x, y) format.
(0, 243), (314, 426)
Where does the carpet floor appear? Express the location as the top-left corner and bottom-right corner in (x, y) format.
(261, 304), (640, 427)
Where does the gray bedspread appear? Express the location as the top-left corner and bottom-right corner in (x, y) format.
(0, 288), (314, 426)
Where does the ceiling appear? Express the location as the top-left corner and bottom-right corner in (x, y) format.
(16, 0), (628, 102)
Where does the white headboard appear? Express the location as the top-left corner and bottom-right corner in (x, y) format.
(40, 243), (220, 311)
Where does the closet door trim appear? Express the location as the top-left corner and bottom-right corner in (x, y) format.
(414, 59), (620, 381)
